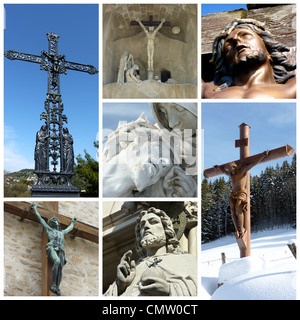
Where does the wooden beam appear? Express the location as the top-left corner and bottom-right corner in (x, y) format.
(41, 202), (58, 296)
(41, 230), (53, 296)
(203, 144), (294, 179)
(4, 201), (99, 243)
(43, 202), (59, 216)
(130, 15), (171, 27)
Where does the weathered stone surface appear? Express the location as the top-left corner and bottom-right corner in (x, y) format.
(4, 201), (98, 296)
(103, 202), (198, 295)
(202, 4), (296, 54)
(103, 81), (197, 98)
(201, 9), (247, 54)
(246, 5), (296, 48)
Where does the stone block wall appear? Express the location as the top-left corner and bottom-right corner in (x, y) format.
(4, 201), (99, 296)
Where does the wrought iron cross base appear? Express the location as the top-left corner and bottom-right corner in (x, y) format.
(31, 171), (79, 197)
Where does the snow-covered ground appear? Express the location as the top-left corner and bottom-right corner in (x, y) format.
(200, 228), (297, 300)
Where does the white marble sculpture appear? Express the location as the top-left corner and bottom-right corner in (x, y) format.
(104, 207), (197, 296)
(102, 103), (197, 197)
(136, 18), (165, 75)
(126, 64), (142, 83)
(117, 51), (134, 83)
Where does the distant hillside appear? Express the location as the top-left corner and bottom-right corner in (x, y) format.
(4, 169), (37, 197)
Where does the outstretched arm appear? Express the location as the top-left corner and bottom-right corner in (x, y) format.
(213, 165), (229, 176)
(242, 150), (269, 174)
(154, 18), (165, 35)
(136, 18), (148, 33)
(31, 202), (49, 230)
(63, 217), (77, 235)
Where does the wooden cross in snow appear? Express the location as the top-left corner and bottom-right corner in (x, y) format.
(203, 123), (294, 258)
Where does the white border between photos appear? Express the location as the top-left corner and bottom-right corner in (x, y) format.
(0, 0), (299, 301)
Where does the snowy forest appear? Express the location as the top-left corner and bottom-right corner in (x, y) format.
(201, 154), (296, 243)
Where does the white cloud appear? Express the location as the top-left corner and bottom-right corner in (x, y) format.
(4, 145), (34, 172)
(4, 125), (34, 172)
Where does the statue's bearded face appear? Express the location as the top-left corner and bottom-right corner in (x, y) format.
(139, 213), (166, 249)
(225, 162), (239, 175)
(222, 28), (270, 69)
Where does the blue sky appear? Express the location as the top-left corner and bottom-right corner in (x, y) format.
(202, 3), (248, 16)
(103, 103), (157, 149)
(202, 102), (296, 180)
(4, 4), (99, 172)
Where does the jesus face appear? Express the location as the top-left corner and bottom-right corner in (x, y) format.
(139, 213), (166, 250)
(49, 217), (60, 230)
(222, 28), (270, 68)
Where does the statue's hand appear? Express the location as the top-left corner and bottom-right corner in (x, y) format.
(31, 202), (37, 209)
(72, 217), (77, 224)
(139, 276), (170, 296)
(163, 166), (197, 197)
(116, 250), (136, 294)
(161, 18), (165, 23)
(136, 18), (140, 22)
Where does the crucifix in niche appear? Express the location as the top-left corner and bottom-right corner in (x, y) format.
(131, 16), (170, 79)
(204, 123), (294, 258)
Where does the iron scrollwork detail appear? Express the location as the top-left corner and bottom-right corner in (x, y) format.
(5, 31), (98, 196)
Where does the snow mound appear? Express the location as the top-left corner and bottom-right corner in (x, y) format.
(201, 228), (297, 300)
(212, 261), (296, 300)
(218, 256), (266, 285)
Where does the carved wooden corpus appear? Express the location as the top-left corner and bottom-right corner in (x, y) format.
(203, 123), (294, 258)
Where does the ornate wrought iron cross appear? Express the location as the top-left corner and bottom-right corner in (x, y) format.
(5, 32), (98, 197)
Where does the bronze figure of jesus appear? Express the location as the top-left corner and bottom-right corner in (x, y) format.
(31, 202), (77, 295)
(202, 19), (296, 99)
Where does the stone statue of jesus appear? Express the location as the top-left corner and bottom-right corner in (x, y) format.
(136, 18), (165, 71)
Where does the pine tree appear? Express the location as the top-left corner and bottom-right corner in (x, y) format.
(202, 155), (296, 243)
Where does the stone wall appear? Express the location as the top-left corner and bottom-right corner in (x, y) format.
(103, 81), (197, 99)
(4, 201), (99, 296)
(202, 4), (296, 54)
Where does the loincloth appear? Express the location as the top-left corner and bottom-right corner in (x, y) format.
(230, 190), (247, 213)
(46, 244), (67, 267)
(230, 190), (247, 201)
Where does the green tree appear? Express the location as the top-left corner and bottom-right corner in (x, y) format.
(202, 155), (296, 243)
(73, 141), (99, 197)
